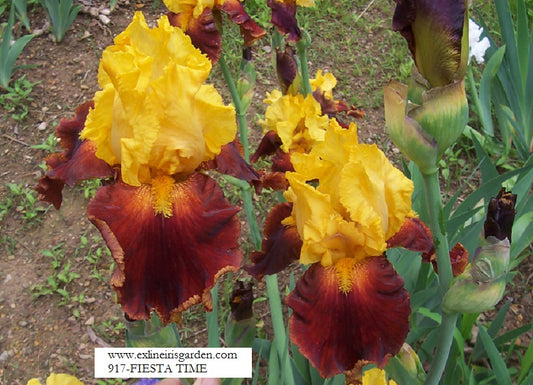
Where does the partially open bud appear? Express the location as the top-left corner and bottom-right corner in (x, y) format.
(484, 188), (516, 242)
(225, 281), (256, 347)
(393, 0), (469, 88)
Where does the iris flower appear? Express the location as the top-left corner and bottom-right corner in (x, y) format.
(163, 0), (265, 62)
(27, 373), (83, 385)
(268, 0), (315, 42)
(248, 121), (418, 377)
(37, 12), (257, 324)
(251, 71), (361, 192)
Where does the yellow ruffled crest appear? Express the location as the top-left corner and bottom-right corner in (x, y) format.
(164, 0), (220, 18)
(82, 12), (236, 186)
(285, 119), (414, 272)
(262, 92), (328, 153)
(310, 70), (337, 99)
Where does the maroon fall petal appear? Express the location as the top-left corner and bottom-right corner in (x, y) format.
(35, 102), (113, 209)
(387, 216), (435, 261)
(246, 203), (302, 280)
(251, 131), (283, 163)
(87, 173), (242, 324)
(268, 0), (301, 42)
(286, 257), (411, 377)
(219, 0), (266, 46)
(207, 140), (260, 182)
(169, 9), (222, 63)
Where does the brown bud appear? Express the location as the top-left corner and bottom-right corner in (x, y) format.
(484, 188), (516, 241)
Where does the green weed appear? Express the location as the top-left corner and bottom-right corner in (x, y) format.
(31, 132), (59, 153)
(31, 243), (81, 305)
(40, 0), (81, 43)
(0, 75), (39, 121)
(2, 182), (48, 224)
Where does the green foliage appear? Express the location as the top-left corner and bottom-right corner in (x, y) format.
(0, 4), (34, 89)
(40, 0), (81, 43)
(0, 75), (38, 121)
(472, 0), (533, 161)
(31, 132), (59, 152)
(31, 243), (81, 305)
(2, 182), (48, 224)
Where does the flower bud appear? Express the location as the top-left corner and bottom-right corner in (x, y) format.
(442, 237), (510, 314)
(225, 281), (256, 347)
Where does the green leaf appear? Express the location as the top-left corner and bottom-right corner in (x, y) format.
(477, 324), (512, 385)
(478, 46), (506, 136)
(472, 301), (510, 360)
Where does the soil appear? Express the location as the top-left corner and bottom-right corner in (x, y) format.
(0, 1), (531, 385)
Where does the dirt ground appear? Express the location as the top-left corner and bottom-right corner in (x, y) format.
(0, 1), (531, 385)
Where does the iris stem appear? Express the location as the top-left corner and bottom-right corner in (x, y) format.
(206, 282), (220, 347)
(220, 50), (294, 384)
(420, 169), (457, 385)
(296, 31), (312, 96)
(219, 54), (250, 161)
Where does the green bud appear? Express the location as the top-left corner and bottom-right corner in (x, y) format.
(442, 237), (510, 314)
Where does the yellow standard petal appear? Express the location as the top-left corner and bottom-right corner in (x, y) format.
(362, 368), (398, 385)
(82, 12), (236, 186)
(262, 92), (328, 153)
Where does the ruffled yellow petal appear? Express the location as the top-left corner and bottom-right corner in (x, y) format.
(82, 12), (235, 186)
(262, 92), (328, 153)
(164, 0), (218, 19)
(362, 368), (398, 385)
(285, 119), (413, 268)
(310, 70), (337, 99)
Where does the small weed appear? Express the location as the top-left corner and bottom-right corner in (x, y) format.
(31, 244), (81, 305)
(78, 179), (102, 200)
(31, 133), (59, 153)
(3, 183), (48, 224)
(0, 75), (39, 121)
(96, 317), (126, 341)
(0, 234), (17, 254)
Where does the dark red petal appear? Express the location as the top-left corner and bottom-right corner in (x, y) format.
(267, 0), (301, 42)
(246, 203), (301, 280)
(449, 243), (468, 276)
(251, 131), (282, 163)
(35, 177), (65, 210)
(286, 257), (410, 377)
(387, 216), (435, 262)
(431, 242), (469, 277)
(208, 140), (260, 182)
(87, 173), (242, 324)
(253, 171), (289, 194)
(35, 102), (113, 209)
(219, 0), (266, 46)
(271, 149), (294, 173)
(168, 9), (222, 63)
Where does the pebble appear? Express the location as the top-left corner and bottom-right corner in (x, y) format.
(99, 14), (111, 25)
(0, 351), (9, 361)
(3, 274), (11, 284)
(100, 8), (111, 15)
(37, 122), (48, 131)
(18, 321), (28, 327)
